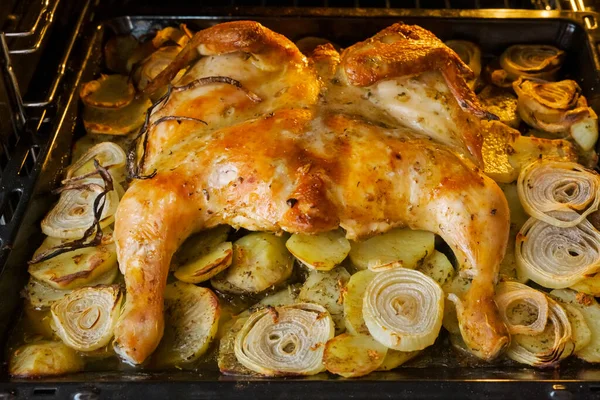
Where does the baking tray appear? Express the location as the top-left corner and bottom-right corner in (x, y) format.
(2, 7), (600, 399)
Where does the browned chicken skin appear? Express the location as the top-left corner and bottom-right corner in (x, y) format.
(114, 21), (510, 364)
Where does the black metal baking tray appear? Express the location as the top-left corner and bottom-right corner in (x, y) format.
(2, 7), (600, 399)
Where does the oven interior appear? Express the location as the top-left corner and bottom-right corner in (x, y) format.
(2, 2), (600, 399)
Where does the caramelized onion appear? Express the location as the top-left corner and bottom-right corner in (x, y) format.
(363, 268), (443, 352)
(51, 285), (122, 352)
(516, 211), (600, 288)
(234, 303), (334, 376)
(500, 45), (564, 82)
(506, 296), (573, 367)
(496, 281), (549, 335)
(41, 177), (120, 239)
(513, 78), (597, 148)
(65, 142), (126, 183)
(517, 160), (600, 228)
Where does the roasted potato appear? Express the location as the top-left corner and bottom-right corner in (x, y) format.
(211, 232), (294, 294)
(349, 228), (435, 271)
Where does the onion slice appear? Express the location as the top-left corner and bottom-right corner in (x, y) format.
(65, 142), (127, 182)
(500, 45), (564, 82)
(51, 285), (123, 352)
(234, 303), (334, 376)
(496, 281), (548, 335)
(515, 211), (600, 288)
(41, 177), (120, 239)
(362, 268), (444, 352)
(506, 296), (573, 367)
(513, 78), (595, 135)
(517, 160), (600, 228)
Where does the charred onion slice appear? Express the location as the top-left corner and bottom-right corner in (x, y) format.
(513, 78), (596, 143)
(83, 96), (151, 136)
(65, 142), (127, 182)
(517, 160), (600, 228)
(234, 303), (334, 376)
(499, 45), (564, 82)
(80, 75), (135, 109)
(495, 281), (549, 336)
(363, 268), (444, 352)
(41, 177), (120, 239)
(51, 285), (122, 352)
(516, 211), (600, 289)
(445, 40), (481, 88)
(506, 296), (573, 367)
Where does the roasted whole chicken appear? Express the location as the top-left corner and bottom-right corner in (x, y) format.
(113, 21), (515, 364)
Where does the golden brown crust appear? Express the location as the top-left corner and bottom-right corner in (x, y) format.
(341, 23), (495, 121)
(114, 22), (519, 365)
(144, 21), (305, 95)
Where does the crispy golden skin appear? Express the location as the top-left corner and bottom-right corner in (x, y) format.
(113, 21), (511, 364)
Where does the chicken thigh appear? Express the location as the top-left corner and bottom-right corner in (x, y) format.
(113, 21), (511, 364)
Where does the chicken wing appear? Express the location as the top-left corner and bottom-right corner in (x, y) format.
(114, 21), (511, 364)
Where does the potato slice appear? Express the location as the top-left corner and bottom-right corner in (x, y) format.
(482, 120), (577, 183)
(173, 225), (230, 267)
(174, 242), (233, 284)
(349, 228), (434, 271)
(563, 304), (592, 352)
(500, 182), (529, 230)
(80, 75), (135, 109)
(550, 289), (600, 362)
(343, 269), (376, 335)
(298, 267), (351, 334)
(217, 316), (257, 376)
(324, 333), (387, 378)
(9, 341), (83, 377)
(570, 274), (600, 296)
(286, 229), (350, 271)
(153, 282), (220, 367)
(28, 236), (118, 290)
(237, 285), (301, 319)
(210, 232), (294, 294)
(83, 96), (151, 136)
(376, 350), (419, 371)
(418, 250), (455, 286)
(478, 85), (520, 128)
(172, 226), (231, 282)
(25, 267), (117, 309)
(570, 112), (598, 151)
(442, 275), (472, 335)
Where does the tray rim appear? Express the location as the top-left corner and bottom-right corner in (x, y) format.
(3, 9), (600, 399)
